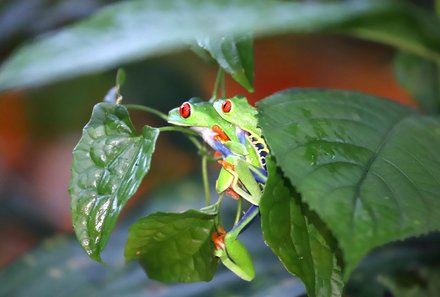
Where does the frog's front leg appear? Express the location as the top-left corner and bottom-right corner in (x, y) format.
(216, 156), (263, 205)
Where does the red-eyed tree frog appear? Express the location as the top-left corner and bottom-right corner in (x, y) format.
(213, 96), (269, 173)
(167, 98), (265, 205)
(167, 98), (268, 281)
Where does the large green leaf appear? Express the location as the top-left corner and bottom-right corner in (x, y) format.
(2, 1), (440, 90)
(197, 34), (254, 92)
(260, 159), (343, 297)
(393, 51), (440, 114)
(257, 89), (440, 278)
(69, 102), (159, 262)
(124, 210), (218, 283)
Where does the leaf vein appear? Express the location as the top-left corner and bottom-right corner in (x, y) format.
(350, 114), (410, 233)
(380, 156), (431, 219)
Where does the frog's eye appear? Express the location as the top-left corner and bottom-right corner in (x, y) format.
(222, 100), (232, 113)
(179, 102), (191, 118)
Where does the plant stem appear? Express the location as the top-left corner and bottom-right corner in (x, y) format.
(188, 136), (204, 151)
(234, 198), (243, 225)
(211, 68), (224, 100)
(159, 126), (203, 151)
(221, 71), (226, 97)
(436, 0), (440, 17)
(221, 71), (226, 98)
(161, 125), (214, 205)
(202, 155), (211, 206)
(124, 104), (168, 121)
(436, 0), (440, 109)
(159, 125), (198, 136)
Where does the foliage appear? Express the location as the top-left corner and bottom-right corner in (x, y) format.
(258, 89), (440, 278)
(1, 0), (440, 90)
(124, 210), (218, 282)
(69, 103), (159, 262)
(260, 159), (343, 296)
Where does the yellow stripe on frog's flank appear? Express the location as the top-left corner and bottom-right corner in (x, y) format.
(244, 130), (269, 171)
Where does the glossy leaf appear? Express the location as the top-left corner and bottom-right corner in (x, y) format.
(2, 1), (440, 90)
(197, 34), (254, 92)
(124, 210), (218, 283)
(69, 102), (159, 262)
(260, 159), (343, 297)
(393, 51), (440, 114)
(258, 89), (440, 278)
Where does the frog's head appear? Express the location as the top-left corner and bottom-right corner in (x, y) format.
(213, 96), (258, 130)
(168, 98), (239, 152)
(168, 98), (215, 128)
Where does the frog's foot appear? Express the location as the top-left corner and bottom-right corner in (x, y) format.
(224, 188), (240, 200)
(211, 226), (226, 256)
(212, 125), (230, 142)
(217, 160), (235, 171)
(213, 151), (222, 158)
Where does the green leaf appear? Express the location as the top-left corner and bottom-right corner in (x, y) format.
(69, 102), (159, 262)
(257, 89), (440, 278)
(2, 1), (440, 90)
(260, 158), (343, 297)
(124, 209), (218, 283)
(334, 2), (440, 64)
(393, 51), (440, 114)
(197, 34), (254, 92)
(116, 68), (126, 89)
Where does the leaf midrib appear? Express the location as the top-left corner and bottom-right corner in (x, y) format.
(350, 113), (410, 232)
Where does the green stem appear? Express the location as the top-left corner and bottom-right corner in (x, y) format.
(434, 0), (440, 110)
(159, 126), (203, 151)
(124, 104), (168, 121)
(159, 125), (198, 136)
(221, 71), (226, 97)
(202, 155), (211, 206)
(436, 0), (440, 109)
(161, 126), (213, 202)
(436, 0), (440, 17)
(211, 68), (224, 100)
(234, 198), (243, 225)
(161, 124), (214, 205)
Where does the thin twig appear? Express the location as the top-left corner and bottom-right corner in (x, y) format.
(211, 68), (224, 100)
(202, 155), (211, 206)
(436, 0), (440, 110)
(221, 70), (226, 97)
(124, 104), (168, 121)
(234, 198), (243, 225)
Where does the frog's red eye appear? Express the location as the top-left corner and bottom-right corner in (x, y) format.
(222, 100), (232, 113)
(179, 102), (191, 118)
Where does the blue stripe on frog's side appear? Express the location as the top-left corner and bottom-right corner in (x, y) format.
(237, 128), (247, 147)
(230, 205), (260, 235)
(212, 139), (233, 157)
